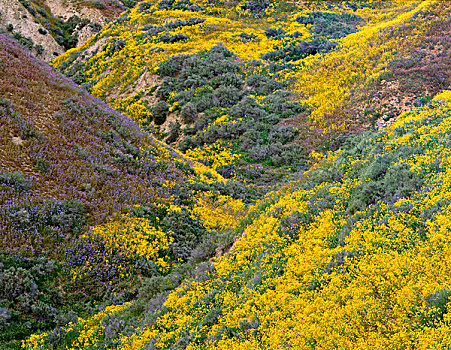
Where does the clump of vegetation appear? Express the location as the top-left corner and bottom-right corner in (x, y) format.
(0, 256), (60, 347)
(152, 101), (169, 125)
(0, 172), (32, 192)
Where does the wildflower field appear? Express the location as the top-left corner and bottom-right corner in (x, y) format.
(1, 0), (451, 349)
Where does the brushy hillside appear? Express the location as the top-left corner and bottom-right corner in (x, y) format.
(0, 33), (250, 349)
(51, 0), (450, 184)
(2, 0), (451, 349)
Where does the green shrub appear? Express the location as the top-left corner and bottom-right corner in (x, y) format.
(212, 86), (241, 108)
(37, 8), (47, 18)
(35, 44), (44, 55)
(180, 102), (197, 124)
(211, 72), (243, 89)
(158, 33), (189, 44)
(156, 78), (175, 100)
(12, 32), (34, 51)
(92, 0), (106, 9)
(157, 54), (189, 77)
(265, 27), (285, 39)
(166, 121), (181, 144)
(7, 200), (86, 235)
(239, 0), (273, 16)
(34, 158), (50, 173)
(0, 257), (60, 344)
(122, 0), (137, 8)
(263, 37), (338, 62)
(420, 289), (450, 327)
(0, 172), (32, 192)
(162, 210), (207, 261)
(152, 101), (169, 125)
(246, 74), (281, 94)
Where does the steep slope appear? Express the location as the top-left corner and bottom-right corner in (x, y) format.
(0, 33), (247, 348)
(23, 90), (451, 349)
(42, 0), (125, 26)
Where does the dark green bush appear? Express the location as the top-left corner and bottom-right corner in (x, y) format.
(265, 27), (285, 39)
(35, 44), (44, 55)
(236, 32), (259, 43)
(0, 257), (60, 344)
(0, 172), (32, 192)
(159, 0), (175, 10)
(158, 54), (190, 77)
(7, 200), (86, 235)
(157, 78), (176, 100)
(134, 258), (160, 277)
(212, 86), (241, 108)
(263, 37), (338, 62)
(230, 96), (265, 120)
(122, 0), (137, 8)
(420, 289), (450, 327)
(246, 74), (281, 95)
(162, 210), (207, 261)
(13, 32), (34, 51)
(296, 11), (361, 39)
(92, 1), (106, 9)
(37, 8), (47, 17)
(158, 33), (189, 44)
(206, 43), (234, 60)
(34, 158), (50, 173)
(211, 72), (243, 90)
(240, 0), (272, 16)
(153, 101), (169, 125)
(166, 121), (181, 144)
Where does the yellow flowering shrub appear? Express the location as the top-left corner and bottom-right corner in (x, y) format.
(185, 141), (240, 171)
(192, 191), (246, 231)
(22, 303), (131, 350)
(86, 215), (172, 269)
(286, 1), (433, 130)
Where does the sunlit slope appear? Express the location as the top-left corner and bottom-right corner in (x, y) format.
(24, 90), (451, 348)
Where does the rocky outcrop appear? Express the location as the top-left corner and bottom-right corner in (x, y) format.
(0, 0), (63, 61)
(43, 0), (110, 27)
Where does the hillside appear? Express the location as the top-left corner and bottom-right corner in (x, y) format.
(0, 33), (248, 349)
(23, 89), (451, 349)
(0, 0), (64, 61)
(1, 0), (451, 349)
(52, 0), (451, 183)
